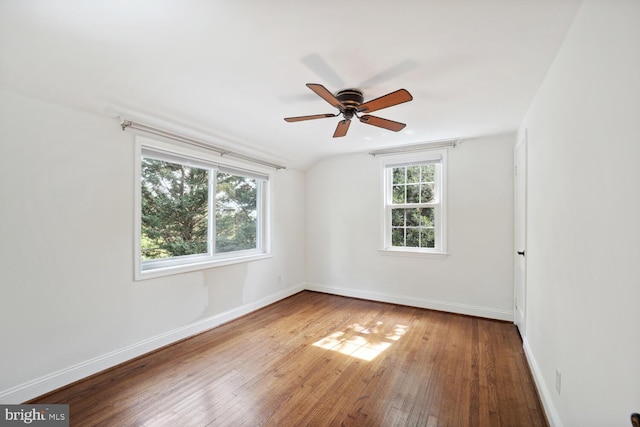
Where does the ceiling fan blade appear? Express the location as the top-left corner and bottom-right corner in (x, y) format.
(359, 115), (406, 132)
(301, 54), (345, 89)
(284, 113), (337, 122)
(333, 119), (351, 138)
(306, 83), (345, 110)
(358, 60), (419, 89)
(357, 89), (413, 113)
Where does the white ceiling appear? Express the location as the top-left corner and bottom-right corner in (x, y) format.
(0, 1), (582, 170)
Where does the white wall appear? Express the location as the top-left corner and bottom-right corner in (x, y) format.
(305, 133), (515, 320)
(519, 1), (640, 426)
(0, 89), (306, 402)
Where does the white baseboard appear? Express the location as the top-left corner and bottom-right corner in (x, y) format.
(1, 283), (512, 404)
(0, 284), (305, 404)
(523, 337), (563, 427)
(304, 283), (513, 321)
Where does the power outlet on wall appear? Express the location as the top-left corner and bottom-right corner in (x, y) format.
(555, 368), (562, 395)
(277, 275), (282, 285)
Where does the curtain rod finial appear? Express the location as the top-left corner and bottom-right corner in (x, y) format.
(120, 119), (132, 131)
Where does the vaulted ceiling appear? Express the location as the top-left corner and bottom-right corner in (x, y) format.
(0, 1), (582, 170)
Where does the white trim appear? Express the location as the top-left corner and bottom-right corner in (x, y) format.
(141, 147), (270, 182)
(304, 283), (513, 321)
(513, 132), (528, 333)
(368, 138), (458, 156)
(137, 253), (273, 281)
(523, 337), (562, 427)
(378, 150), (446, 169)
(137, 136), (274, 176)
(0, 284), (305, 404)
(378, 248), (449, 259)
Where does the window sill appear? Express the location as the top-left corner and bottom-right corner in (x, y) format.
(378, 248), (449, 259)
(136, 252), (272, 281)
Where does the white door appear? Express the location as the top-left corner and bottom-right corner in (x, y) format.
(514, 135), (527, 336)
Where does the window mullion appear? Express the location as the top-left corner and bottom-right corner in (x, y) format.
(386, 205), (392, 249)
(256, 180), (263, 250)
(209, 169), (217, 255)
(386, 168), (393, 204)
(404, 168), (408, 204)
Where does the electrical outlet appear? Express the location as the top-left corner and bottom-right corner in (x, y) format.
(277, 275), (282, 285)
(555, 368), (562, 395)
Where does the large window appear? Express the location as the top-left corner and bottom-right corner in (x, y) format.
(136, 139), (270, 279)
(382, 151), (447, 255)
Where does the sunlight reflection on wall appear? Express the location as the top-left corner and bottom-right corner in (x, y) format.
(312, 322), (408, 361)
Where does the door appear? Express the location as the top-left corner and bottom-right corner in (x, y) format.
(514, 134), (527, 336)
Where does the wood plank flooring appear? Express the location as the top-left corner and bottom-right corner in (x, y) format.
(30, 291), (547, 426)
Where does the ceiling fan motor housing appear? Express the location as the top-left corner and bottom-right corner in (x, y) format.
(336, 89), (364, 107)
(336, 89), (363, 120)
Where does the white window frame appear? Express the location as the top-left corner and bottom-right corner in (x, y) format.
(134, 136), (271, 280)
(379, 149), (448, 258)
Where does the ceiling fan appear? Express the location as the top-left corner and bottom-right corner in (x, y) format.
(284, 83), (413, 138)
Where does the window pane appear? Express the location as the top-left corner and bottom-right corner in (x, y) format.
(215, 172), (258, 253)
(140, 158), (209, 260)
(420, 184), (434, 203)
(392, 167), (405, 184)
(420, 208), (434, 227)
(406, 228), (420, 247)
(407, 166), (420, 183)
(392, 185), (405, 204)
(406, 184), (420, 203)
(421, 164), (435, 182)
(420, 228), (435, 248)
(392, 228), (405, 246)
(391, 209), (405, 227)
(406, 208), (420, 227)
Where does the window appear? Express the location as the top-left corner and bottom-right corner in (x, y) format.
(135, 138), (270, 279)
(381, 151), (447, 255)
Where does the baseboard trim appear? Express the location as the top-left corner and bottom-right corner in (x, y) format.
(0, 284), (305, 404)
(304, 283), (513, 321)
(523, 337), (563, 427)
(1, 283), (512, 403)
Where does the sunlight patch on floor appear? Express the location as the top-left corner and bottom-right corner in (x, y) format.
(312, 322), (408, 361)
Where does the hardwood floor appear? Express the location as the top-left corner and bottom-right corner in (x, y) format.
(30, 291), (547, 426)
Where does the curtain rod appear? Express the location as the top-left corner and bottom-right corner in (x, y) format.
(368, 139), (459, 156)
(119, 118), (287, 170)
